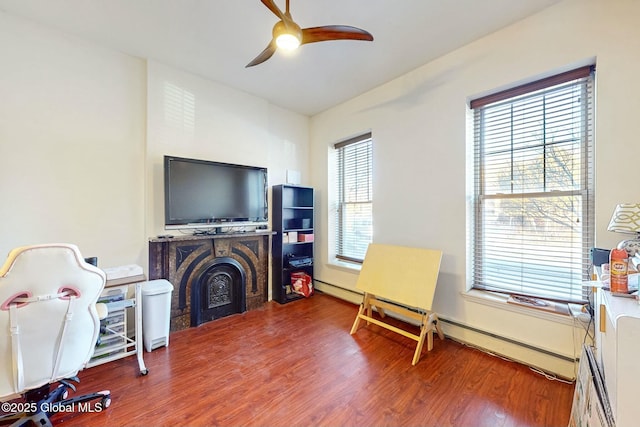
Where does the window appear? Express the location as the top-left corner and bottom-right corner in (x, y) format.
(334, 132), (373, 263)
(470, 66), (595, 303)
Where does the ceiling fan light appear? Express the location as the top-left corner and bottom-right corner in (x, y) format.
(272, 20), (302, 51)
(275, 33), (301, 50)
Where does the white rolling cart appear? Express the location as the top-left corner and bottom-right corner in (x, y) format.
(87, 265), (148, 376)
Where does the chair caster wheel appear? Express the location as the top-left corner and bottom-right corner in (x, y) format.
(140, 369), (149, 376)
(100, 395), (111, 409)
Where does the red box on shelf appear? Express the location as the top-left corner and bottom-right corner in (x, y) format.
(298, 233), (314, 242)
(291, 271), (313, 297)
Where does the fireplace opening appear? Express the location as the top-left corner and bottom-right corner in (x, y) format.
(191, 257), (246, 326)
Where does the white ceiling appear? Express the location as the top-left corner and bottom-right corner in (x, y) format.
(0, 0), (563, 116)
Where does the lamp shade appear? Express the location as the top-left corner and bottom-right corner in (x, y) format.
(607, 203), (640, 234)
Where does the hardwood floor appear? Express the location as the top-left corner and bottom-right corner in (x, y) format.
(54, 293), (574, 427)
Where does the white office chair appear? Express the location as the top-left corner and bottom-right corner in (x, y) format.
(0, 244), (111, 427)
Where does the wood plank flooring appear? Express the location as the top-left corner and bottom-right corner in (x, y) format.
(53, 293), (574, 427)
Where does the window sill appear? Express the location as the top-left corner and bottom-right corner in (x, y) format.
(461, 289), (577, 326)
(327, 259), (362, 273)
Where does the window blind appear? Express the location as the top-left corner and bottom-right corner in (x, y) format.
(470, 66), (595, 303)
(335, 132), (373, 263)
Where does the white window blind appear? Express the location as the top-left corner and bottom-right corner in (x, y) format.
(335, 132), (373, 263)
(470, 66), (595, 303)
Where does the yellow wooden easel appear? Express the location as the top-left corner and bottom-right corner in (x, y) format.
(349, 244), (443, 366)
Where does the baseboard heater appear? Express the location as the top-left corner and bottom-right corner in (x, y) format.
(314, 278), (363, 297)
(316, 278), (576, 364)
(437, 317), (576, 363)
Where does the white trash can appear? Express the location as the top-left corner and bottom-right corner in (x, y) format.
(141, 279), (174, 352)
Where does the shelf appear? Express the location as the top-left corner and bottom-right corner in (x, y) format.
(284, 264), (313, 270)
(105, 274), (146, 287)
(272, 184), (314, 304)
(87, 277), (148, 375)
(280, 285), (305, 301)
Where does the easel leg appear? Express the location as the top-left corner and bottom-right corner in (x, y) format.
(426, 313), (444, 352)
(429, 313), (445, 340)
(350, 302), (365, 334)
(351, 293), (372, 334)
(366, 293), (385, 320)
(435, 320), (444, 340)
(412, 313), (430, 366)
(351, 294), (444, 367)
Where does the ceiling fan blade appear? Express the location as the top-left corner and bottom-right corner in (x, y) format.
(246, 41), (277, 68)
(260, 0), (287, 22)
(301, 25), (374, 45)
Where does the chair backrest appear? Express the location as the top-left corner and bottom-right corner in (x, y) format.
(0, 244), (106, 400)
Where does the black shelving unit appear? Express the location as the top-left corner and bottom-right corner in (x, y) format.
(272, 184), (314, 304)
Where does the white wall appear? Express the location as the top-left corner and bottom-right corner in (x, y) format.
(145, 61), (310, 242)
(0, 12), (146, 268)
(310, 0), (640, 378)
(0, 12), (310, 278)
(144, 61), (310, 300)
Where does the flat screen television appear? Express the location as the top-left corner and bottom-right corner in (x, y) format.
(164, 155), (268, 230)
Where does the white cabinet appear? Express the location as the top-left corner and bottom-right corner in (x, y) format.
(594, 289), (640, 427)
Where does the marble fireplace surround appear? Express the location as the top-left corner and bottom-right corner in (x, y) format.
(148, 231), (271, 332)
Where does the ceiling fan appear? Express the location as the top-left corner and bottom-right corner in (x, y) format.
(246, 0), (374, 67)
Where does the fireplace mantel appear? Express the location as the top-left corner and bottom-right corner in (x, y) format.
(148, 231), (272, 331)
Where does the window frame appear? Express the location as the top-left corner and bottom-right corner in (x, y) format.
(469, 65), (595, 304)
(334, 132), (373, 264)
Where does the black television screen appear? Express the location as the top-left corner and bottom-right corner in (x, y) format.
(164, 155), (268, 228)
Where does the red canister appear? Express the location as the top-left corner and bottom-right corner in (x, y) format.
(610, 248), (629, 293)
